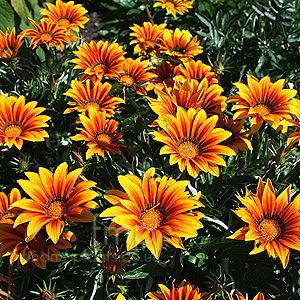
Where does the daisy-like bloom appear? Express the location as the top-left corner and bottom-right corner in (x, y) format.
(100, 168), (204, 259)
(70, 40), (126, 82)
(117, 295), (126, 300)
(153, 0), (193, 17)
(0, 94), (50, 150)
(148, 78), (227, 120)
(40, 0), (89, 32)
(0, 188), (22, 224)
(159, 28), (202, 63)
(227, 178), (300, 269)
(63, 80), (125, 116)
(228, 74), (297, 133)
(146, 61), (175, 91)
(0, 28), (25, 61)
(150, 107), (236, 177)
(229, 292), (266, 300)
(175, 59), (219, 85)
(0, 224), (75, 269)
(217, 116), (252, 154)
(25, 18), (71, 51)
(116, 57), (156, 95)
(147, 279), (211, 300)
(129, 22), (166, 56)
(11, 162), (99, 244)
(279, 119), (300, 148)
(71, 108), (124, 159)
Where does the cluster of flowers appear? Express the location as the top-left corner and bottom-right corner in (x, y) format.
(1, 0), (300, 298)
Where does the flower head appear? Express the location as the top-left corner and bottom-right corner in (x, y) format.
(0, 94), (50, 150)
(229, 292), (266, 300)
(0, 28), (25, 61)
(11, 162), (99, 244)
(153, 0), (193, 17)
(40, 0), (89, 32)
(70, 40), (126, 81)
(101, 168), (204, 259)
(227, 178), (300, 268)
(63, 80), (125, 116)
(71, 108), (124, 159)
(129, 22), (166, 56)
(0, 188), (22, 224)
(25, 18), (71, 50)
(228, 74), (297, 133)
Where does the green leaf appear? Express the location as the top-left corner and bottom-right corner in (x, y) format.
(123, 263), (165, 279)
(10, 0), (31, 25)
(0, 0), (15, 32)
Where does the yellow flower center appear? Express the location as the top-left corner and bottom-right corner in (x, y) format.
(46, 197), (67, 219)
(165, 0), (176, 9)
(257, 219), (281, 242)
(28, 233), (47, 250)
(83, 99), (101, 110)
(95, 133), (112, 147)
(119, 74), (135, 87)
(3, 121), (24, 138)
(57, 16), (71, 27)
(92, 61), (108, 76)
(40, 31), (54, 42)
(177, 138), (199, 159)
(140, 209), (163, 229)
(252, 100), (272, 116)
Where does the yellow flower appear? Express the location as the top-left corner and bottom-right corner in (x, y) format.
(0, 28), (25, 61)
(153, 0), (193, 17)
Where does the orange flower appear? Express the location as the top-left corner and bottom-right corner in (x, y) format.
(229, 292), (266, 300)
(217, 116), (252, 153)
(228, 75), (297, 133)
(0, 94), (50, 150)
(153, 0), (193, 17)
(0, 188), (22, 224)
(63, 80), (125, 116)
(70, 40), (126, 82)
(11, 162), (99, 244)
(40, 0), (89, 32)
(227, 178), (300, 269)
(150, 107), (236, 177)
(0, 224), (74, 269)
(129, 22), (166, 56)
(175, 59), (218, 85)
(147, 280), (211, 300)
(117, 57), (156, 95)
(71, 108), (124, 159)
(0, 28), (25, 61)
(25, 18), (71, 50)
(159, 28), (202, 63)
(100, 168), (204, 259)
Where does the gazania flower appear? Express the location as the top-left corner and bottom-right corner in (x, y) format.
(175, 59), (218, 85)
(150, 107), (236, 177)
(63, 80), (124, 116)
(148, 78), (227, 120)
(228, 74), (297, 133)
(217, 116), (252, 153)
(100, 168), (204, 259)
(70, 40), (126, 82)
(279, 119), (300, 148)
(40, 0), (89, 32)
(0, 188), (22, 224)
(153, 0), (193, 17)
(0, 28), (25, 61)
(147, 280), (211, 300)
(0, 94), (50, 150)
(0, 224), (74, 269)
(71, 108), (124, 159)
(25, 18), (71, 51)
(11, 162), (99, 244)
(227, 178), (300, 269)
(117, 295), (126, 300)
(159, 28), (202, 63)
(129, 22), (166, 56)
(229, 292), (266, 300)
(146, 61), (175, 91)
(116, 57), (156, 95)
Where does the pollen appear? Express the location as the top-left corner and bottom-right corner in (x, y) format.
(165, 0), (176, 9)
(140, 209), (164, 229)
(3, 121), (24, 138)
(95, 133), (112, 147)
(83, 99), (102, 110)
(257, 219), (281, 242)
(252, 100), (272, 116)
(119, 74), (135, 87)
(28, 233), (47, 250)
(177, 139), (199, 159)
(39, 31), (54, 42)
(57, 16), (71, 27)
(46, 199), (67, 219)
(92, 61), (108, 75)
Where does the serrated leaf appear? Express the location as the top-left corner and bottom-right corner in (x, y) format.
(10, 0), (31, 25)
(0, 0), (15, 32)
